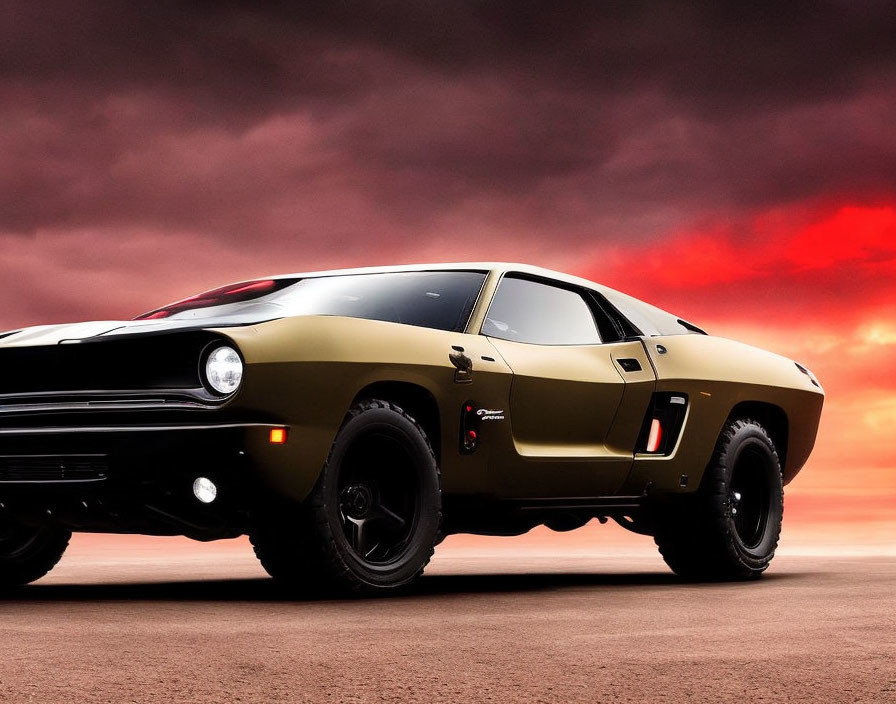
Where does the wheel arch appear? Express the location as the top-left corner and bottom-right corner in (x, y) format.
(725, 401), (789, 471)
(350, 381), (442, 466)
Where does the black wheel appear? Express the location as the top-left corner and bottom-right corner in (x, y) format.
(0, 520), (71, 588)
(654, 418), (784, 580)
(251, 399), (441, 595)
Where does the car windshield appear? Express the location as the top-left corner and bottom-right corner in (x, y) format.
(136, 271), (488, 333)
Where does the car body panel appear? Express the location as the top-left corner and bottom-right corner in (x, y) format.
(0, 262), (824, 541)
(624, 333), (823, 492)
(216, 315), (515, 500)
(484, 337), (656, 496)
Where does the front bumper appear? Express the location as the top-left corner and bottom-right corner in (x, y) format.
(0, 422), (287, 539)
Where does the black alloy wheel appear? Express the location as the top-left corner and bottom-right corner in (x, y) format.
(336, 430), (420, 565)
(728, 444), (774, 550)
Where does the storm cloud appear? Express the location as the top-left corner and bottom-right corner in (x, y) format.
(2, 1), (895, 270)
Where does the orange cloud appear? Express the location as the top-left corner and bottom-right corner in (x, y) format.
(787, 205), (896, 271)
(585, 203), (896, 302)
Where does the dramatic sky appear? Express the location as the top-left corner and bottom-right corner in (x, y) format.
(1, 1), (894, 538)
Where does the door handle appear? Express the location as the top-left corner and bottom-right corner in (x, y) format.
(616, 358), (642, 372)
(449, 345), (474, 383)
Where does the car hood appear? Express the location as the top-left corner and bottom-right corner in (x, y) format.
(0, 316), (269, 348)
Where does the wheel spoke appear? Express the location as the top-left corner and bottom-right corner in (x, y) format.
(345, 516), (379, 558)
(373, 502), (407, 532)
(335, 432), (422, 566)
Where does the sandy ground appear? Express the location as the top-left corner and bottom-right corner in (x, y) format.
(0, 530), (894, 703)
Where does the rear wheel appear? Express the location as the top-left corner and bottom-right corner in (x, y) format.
(654, 418), (783, 580)
(0, 520), (71, 587)
(251, 399), (441, 595)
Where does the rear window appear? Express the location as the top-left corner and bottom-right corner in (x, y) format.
(599, 287), (707, 336)
(137, 271), (487, 333)
(483, 276), (601, 345)
(136, 279), (296, 320)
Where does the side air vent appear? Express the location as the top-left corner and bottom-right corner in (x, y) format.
(636, 393), (689, 456)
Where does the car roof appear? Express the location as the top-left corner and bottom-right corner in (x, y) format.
(264, 262), (701, 337)
(270, 262), (603, 293)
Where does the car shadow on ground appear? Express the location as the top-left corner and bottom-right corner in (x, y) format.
(0, 570), (807, 604)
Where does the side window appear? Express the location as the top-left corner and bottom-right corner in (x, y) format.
(482, 276), (601, 345)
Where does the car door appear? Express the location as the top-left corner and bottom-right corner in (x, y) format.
(481, 274), (656, 497)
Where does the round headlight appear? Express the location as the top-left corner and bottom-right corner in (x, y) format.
(204, 345), (243, 395)
(193, 476), (218, 504)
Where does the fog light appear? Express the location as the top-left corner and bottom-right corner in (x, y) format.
(193, 477), (217, 504)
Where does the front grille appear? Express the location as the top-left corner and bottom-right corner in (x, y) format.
(0, 394), (214, 415)
(0, 330), (214, 395)
(0, 455), (109, 482)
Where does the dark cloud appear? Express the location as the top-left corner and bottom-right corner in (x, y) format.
(0, 1), (895, 299)
(6, 2), (895, 104)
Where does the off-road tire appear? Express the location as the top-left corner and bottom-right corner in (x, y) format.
(250, 399), (442, 596)
(0, 522), (71, 588)
(654, 418), (784, 580)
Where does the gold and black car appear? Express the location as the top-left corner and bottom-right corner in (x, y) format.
(0, 263), (823, 593)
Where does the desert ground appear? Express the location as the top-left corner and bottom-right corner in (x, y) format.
(0, 527), (893, 703)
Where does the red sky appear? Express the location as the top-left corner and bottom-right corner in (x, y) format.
(1, 2), (894, 540)
(581, 202), (896, 539)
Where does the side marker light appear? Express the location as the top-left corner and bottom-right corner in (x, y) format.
(269, 428), (288, 444)
(646, 418), (663, 453)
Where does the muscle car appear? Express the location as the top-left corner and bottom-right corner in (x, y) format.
(0, 263), (824, 593)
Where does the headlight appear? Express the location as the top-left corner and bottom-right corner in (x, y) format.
(204, 345), (243, 395)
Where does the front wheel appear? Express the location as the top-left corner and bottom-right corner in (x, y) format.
(251, 399), (442, 595)
(0, 520), (71, 588)
(654, 418), (784, 580)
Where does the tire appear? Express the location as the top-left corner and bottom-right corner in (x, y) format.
(0, 521), (71, 588)
(251, 399), (442, 596)
(654, 418), (784, 580)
